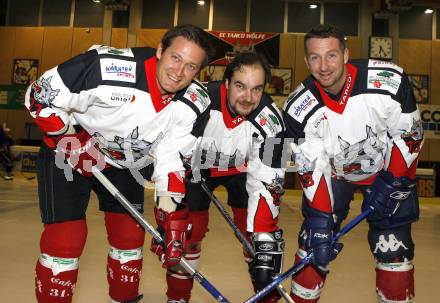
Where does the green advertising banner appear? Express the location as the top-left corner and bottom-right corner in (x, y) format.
(0, 85), (27, 109)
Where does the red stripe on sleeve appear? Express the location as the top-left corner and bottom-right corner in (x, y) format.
(33, 114), (66, 134)
(387, 144), (416, 178)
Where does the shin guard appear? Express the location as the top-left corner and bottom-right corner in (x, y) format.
(36, 256), (79, 303)
(36, 220), (87, 303)
(290, 249), (326, 303)
(107, 247), (143, 302)
(376, 260), (415, 302)
(166, 242), (201, 302)
(105, 212), (145, 302)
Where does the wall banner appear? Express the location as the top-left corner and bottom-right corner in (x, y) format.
(207, 31), (280, 66)
(0, 85), (27, 109)
(418, 104), (440, 139)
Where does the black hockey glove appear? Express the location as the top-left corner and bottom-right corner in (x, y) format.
(304, 209), (343, 272)
(362, 170), (419, 228)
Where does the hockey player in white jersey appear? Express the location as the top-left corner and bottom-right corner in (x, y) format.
(283, 24), (423, 302)
(165, 52), (286, 303)
(24, 24), (213, 303)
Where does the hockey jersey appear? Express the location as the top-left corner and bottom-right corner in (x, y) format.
(283, 59), (424, 213)
(196, 81), (285, 232)
(24, 45), (210, 195)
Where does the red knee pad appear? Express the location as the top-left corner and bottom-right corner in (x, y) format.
(105, 212), (145, 249)
(37, 220), (86, 303)
(188, 210), (209, 242)
(40, 219), (87, 258)
(376, 261), (415, 301)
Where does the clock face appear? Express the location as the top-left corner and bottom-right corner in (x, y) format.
(369, 37), (393, 60)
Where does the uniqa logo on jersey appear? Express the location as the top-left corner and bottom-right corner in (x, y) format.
(110, 93), (133, 103)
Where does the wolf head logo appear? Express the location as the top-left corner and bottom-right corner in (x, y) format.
(29, 76), (60, 114)
(331, 125), (385, 177)
(294, 152), (316, 188)
(32, 76), (60, 106)
(400, 119), (423, 154)
(93, 127), (163, 168)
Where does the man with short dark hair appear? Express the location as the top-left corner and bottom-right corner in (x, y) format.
(283, 24), (423, 302)
(25, 24), (213, 303)
(164, 52), (286, 303)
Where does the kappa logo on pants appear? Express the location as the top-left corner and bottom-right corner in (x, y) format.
(374, 234), (408, 253)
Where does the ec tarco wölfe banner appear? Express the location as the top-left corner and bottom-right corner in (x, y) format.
(207, 31), (280, 66)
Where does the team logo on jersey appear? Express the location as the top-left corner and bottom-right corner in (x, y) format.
(256, 106), (282, 136)
(201, 141), (246, 169)
(184, 85), (209, 112)
(28, 76), (60, 114)
(96, 46), (134, 57)
(288, 90), (319, 123)
(93, 127), (163, 169)
(100, 58), (136, 83)
(368, 59), (403, 73)
(331, 125), (385, 178)
(367, 69), (401, 95)
(263, 174), (285, 206)
(400, 118), (423, 154)
(295, 153), (316, 188)
(374, 234), (408, 254)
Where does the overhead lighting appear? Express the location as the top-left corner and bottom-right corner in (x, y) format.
(197, 0), (205, 5)
(425, 8), (433, 14)
(309, 4), (318, 9)
(92, 0), (101, 3)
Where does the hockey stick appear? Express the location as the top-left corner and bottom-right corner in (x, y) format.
(92, 167), (230, 303)
(243, 206), (375, 303)
(200, 182), (295, 303)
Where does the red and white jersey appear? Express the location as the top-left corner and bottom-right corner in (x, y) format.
(25, 46), (210, 194)
(283, 59), (424, 213)
(200, 81), (285, 232)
